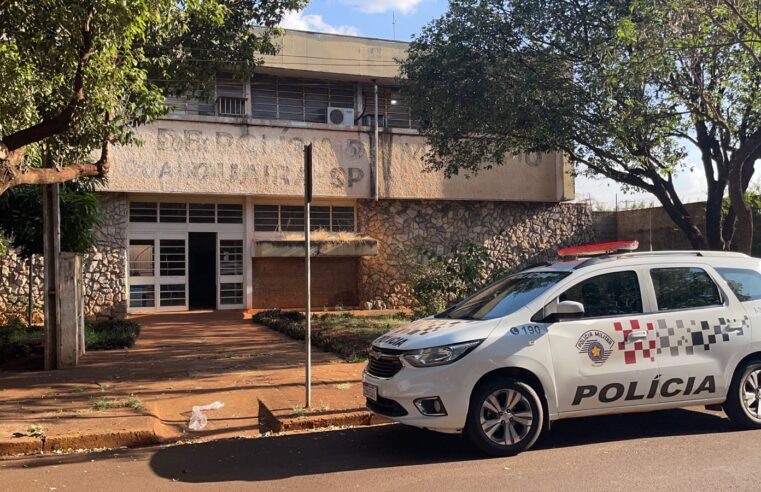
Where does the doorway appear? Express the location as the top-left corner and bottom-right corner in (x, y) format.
(189, 232), (217, 310)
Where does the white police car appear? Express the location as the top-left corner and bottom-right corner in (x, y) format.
(363, 241), (761, 456)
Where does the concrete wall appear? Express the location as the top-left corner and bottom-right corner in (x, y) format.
(592, 202), (706, 251)
(101, 118), (570, 203)
(357, 200), (595, 307)
(259, 29), (406, 82)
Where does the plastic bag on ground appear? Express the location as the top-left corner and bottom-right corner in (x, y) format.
(188, 401), (224, 431)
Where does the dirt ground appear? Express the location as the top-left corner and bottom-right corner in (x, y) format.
(0, 310), (367, 453)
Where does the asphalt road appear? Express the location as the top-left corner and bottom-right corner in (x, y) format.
(2, 406), (760, 491)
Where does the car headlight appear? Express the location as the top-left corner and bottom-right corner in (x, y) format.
(402, 340), (483, 367)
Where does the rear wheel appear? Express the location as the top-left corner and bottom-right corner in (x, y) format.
(723, 360), (761, 429)
(464, 378), (544, 456)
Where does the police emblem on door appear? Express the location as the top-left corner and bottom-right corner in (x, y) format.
(576, 330), (614, 366)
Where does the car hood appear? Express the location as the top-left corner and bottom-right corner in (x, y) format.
(371, 316), (503, 351)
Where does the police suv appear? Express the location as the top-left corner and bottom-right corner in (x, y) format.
(363, 242), (761, 456)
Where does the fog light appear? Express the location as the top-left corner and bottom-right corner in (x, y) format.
(414, 397), (447, 416)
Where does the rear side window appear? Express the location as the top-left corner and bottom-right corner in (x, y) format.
(559, 271), (642, 318)
(650, 267), (722, 311)
(716, 268), (761, 302)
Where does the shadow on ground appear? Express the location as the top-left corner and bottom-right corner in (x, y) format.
(136, 407), (736, 483)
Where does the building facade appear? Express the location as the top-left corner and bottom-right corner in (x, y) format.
(1, 30), (594, 319)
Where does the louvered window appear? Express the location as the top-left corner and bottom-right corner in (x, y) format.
(252, 74), (354, 123)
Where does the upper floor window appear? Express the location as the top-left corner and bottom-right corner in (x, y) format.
(253, 204), (355, 233)
(559, 271), (643, 318)
(716, 268), (761, 302)
(359, 86), (418, 129)
(130, 202), (243, 224)
(650, 267), (723, 311)
(165, 73), (245, 117)
(252, 74), (354, 123)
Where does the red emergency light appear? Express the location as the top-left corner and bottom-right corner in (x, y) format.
(557, 240), (639, 258)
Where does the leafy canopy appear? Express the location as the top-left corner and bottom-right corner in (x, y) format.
(402, 0), (761, 250)
(0, 0), (304, 191)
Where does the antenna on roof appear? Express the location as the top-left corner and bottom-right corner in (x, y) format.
(392, 12), (396, 40)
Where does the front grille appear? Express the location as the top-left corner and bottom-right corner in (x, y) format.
(366, 347), (403, 378)
(366, 396), (408, 417)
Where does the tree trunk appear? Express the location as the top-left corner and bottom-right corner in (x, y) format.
(728, 160), (753, 254)
(27, 256), (34, 327)
(705, 184), (726, 250)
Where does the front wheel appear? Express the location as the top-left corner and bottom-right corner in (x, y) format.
(724, 361), (761, 429)
(464, 378), (544, 456)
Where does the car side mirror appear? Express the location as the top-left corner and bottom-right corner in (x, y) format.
(534, 299), (585, 323)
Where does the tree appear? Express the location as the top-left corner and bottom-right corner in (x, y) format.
(0, 181), (102, 324)
(401, 0), (761, 252)
(0, 0), (304, 195)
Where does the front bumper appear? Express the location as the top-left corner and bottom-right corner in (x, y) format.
(362, 362), (475, 434)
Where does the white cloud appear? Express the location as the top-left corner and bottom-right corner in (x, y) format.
(280, 11), (360, 36)
(340, 0), (423, 15)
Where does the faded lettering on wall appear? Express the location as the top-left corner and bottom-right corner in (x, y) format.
(105, 124), (372, 196)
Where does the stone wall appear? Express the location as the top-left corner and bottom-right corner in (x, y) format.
(0, 192), (128, 321)
(357, 200), (595, 308)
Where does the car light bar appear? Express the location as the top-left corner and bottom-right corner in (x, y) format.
(558, 240), (639, 258)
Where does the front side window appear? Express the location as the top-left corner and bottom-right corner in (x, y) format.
(559, 271), (642, 318)
(651, 267), (722, 311)
(716, 267), (761, 302)
(437, 271), (570, 320)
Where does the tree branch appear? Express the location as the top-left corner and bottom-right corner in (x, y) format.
(0, 9), (94, 151)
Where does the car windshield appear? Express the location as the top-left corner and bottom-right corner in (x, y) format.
(435, 271), (570, 320)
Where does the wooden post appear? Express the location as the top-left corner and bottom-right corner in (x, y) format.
(304, 143), (313, 408)
(58, 253), (82, 367)
(42, 177), (61, 370)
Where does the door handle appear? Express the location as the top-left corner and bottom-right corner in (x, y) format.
(627, 329), (648, 341)
(725, 323), (744, 333)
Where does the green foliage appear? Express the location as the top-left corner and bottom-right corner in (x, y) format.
(406, 243), (493, 318)
(0, 321), (42, 363)
(26, 424), (46, 438)
(0, 182), (102, 257)
(252, 310), (409, 361)
(402, 0), (761, 249)
(84, 319), (141, 350)
(0, 0), (305, 182)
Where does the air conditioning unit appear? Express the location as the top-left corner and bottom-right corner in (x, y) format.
(327, 107), (355, 126)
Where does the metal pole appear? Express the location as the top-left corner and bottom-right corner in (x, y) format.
(304, 144), (313, 408)
(373, 81), (379, 201)
(42, 149), (61, 370)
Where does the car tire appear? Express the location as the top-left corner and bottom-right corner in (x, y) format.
(723, 360), (761, 429)
(464, 378), (544, 457)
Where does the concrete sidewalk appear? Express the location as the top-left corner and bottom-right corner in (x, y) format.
(0, 310), (372, 456)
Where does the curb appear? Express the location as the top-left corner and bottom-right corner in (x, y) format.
(258, 398), (391, 433)
(0, 415), (171, 457)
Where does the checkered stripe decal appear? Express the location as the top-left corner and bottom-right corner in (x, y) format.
(612, 315), (749, 365)
(655, 315), (749, 357)
(614, 320), (656, 365)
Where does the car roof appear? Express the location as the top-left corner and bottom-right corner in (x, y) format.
(523, 250), (758, 274)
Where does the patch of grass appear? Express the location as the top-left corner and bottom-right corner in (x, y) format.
(27, 424), (46, 438)
(252, 310), (409, 362)
(125, 395), (145, 410)
(291, 405), (307, 418)
(91, 394), (144, 411)
(92, 398), (119, 411)
(85, 319), (141, 350)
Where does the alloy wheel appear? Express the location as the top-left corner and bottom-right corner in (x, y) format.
(479, 388), (533, 446)
(742, 368), (761, 420)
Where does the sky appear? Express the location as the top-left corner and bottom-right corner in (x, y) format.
(279, 0), (748, 208)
